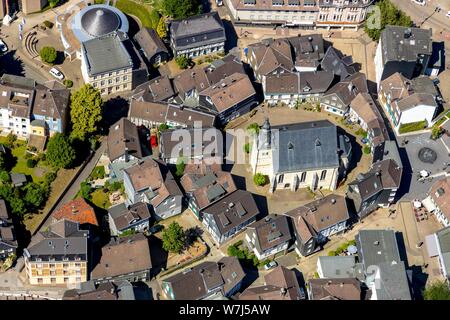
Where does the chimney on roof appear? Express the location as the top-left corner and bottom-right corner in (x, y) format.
(124, 147), (129, 163)
(331, 198), (336, 204)
(228, 202), (235, 209)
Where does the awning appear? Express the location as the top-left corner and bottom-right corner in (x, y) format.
(425, 234), (439, 257)
(422, 196), (437, 213)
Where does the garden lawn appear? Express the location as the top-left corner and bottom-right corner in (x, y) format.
(91, 188), (111, 209)
(114, 0), (154, 28)
(398, 120), (428, 134)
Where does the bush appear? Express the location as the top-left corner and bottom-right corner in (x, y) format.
(159, 123), (169, 132)
(44, 172), (57, 185)
(431, 126), (444, 140)
(4, 133), (16, 148)
(80, 181), (92, 200)
(314, 271), (319, 279)
(363, 146), (371, 154)
(63, 79), (73, 88)
(253, 173), (267, 186)
(39, 46), (57, 64)
(175, 160), (185, 178)
(90, 166), (106, 180)
(175, 56), (191, 69)
(398, 120), (427, 134)
(244, 143), (250, 154)
(328, 250), (337, 256)
(43, 20), (54, 28)
(423, 280), (450, 300)
(0, 171), (10, 183)
(26, 158), (37, 168)
(247, 123), (260, 135)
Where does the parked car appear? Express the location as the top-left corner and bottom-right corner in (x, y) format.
(263, 261), (278, 270)
(411, 0), (426, 6)
(0, 39), (8, 53)
(49, 67), (64, 80)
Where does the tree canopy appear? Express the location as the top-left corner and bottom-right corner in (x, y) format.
(161, 0), (202, 20)
(423, 280), (450, 300)
(39, 46), (57, 64)
(175, 56), (190, 69)
(364, 0), (413, 41)
(46, 133), (77, 169)
(253, 173), (267, 186)
(22, 183), (47, 210)
(70, 84), (103, 142)
(162, 222), (186, 253)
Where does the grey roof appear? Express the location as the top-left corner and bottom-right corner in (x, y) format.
(375, 261), (411, 300)
(108, 202), (151, 232)
(82, 33), (133, 76)
(322, 72), (368, 108)
(381, 26), (432, 63)
(317, 256), (357, 278)
(321, 46), (357, 80)
(356, 229), (402, 270)
(0, 74), (35, 89)
(435, 227), (450, 277)
(10, 173), (27, 186)
(134, 28), (168, 60)
(80, 6), (121, 38)
(268, 120), (341, 173)
(170, 12), (226, 51)
(247, 214), (293, 253)
(265, 71), (334, 95)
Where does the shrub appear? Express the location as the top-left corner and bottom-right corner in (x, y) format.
(44, 172), (57, 185)
(175, 56), (190, 69)
(175, 160), (185, 178)
(90, 166), (106, 180)
(159, 123), (169, 132)
(63, 79), (73, 88)
(39, 46), (57, 64)
(363, 146), (371, 154)
(0, 171), (10, 183)
(314, 271), (319, 279)
(431, 126), (444, 140)
(398, 120), (428, 134)
(247, 123), (260, 135)
(253, 173), (267, 186)
(26, 158), (37, 168)
(4, 133), (16, 148)
(244, 143), (250, 154)
(328, 250), (337, 256)
(423, 280), (450, 300)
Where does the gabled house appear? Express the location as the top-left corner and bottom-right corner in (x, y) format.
(316, 256), (364, 280)
(320, 46), (357, 81)
(374, 26), (432, 87)
(107, 118), (143, 164)
(123, 158), (183, 220)
(108, 202), (151, 236)
(23, 219), (89, 286)
(52, 197), (98, 229)
(159, 127), (223, 165)
(128, 100), (168, 128)
(0, 199), (18, 262)
(180, 162), (237, 219)
(356, 229), (412, 300)
(308, 278), (365, 300)
(91, 233), (152, 284)
(425, 226), (450, 280)
(161, 256), (245, 300)
(169, 12), (226, 58)
(63, 280), (136, 300)
(173, 67), (210, 104)
(378, 72), (439, 133)
(202, 190), (259, 245)
(204, 54), (247, 85)
(239, 266), (305, 300)
(244, 214), (293, 261)
(320, 72), (368, 116)
(422, 177), (450, 227)
(347, 158), (402, 219)
(134, 28), (169, 66)
(132, 75), (177, 104)
(284, 194), (350, 257)
(198, 72), (257, 125)
(165, 104), (216, 128)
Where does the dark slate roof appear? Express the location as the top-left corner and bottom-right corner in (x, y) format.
(356, 229), (402, 269)
(381, 26), (432, 63)
(204, 54), (246, 85)
(166, 104), (216, 128)
(247, 214), (293, 253)
(108, 202), (151, 232)
(265, 71), (334, 95)
(322, 72), (368, 108)
(288, 34), (325, 66)
(80, 6), (121, 37)
(134, 28), (168, 60)
(320, 46), (357, 80)
(271, 120), (340, 173)
(10, 173), (27, 186)
(107, 118), (143, 162)
(82, 33), (133, 76)
(375, 261), (411, 300)
(170, 12), (226, 51)
(63, 281), (136, 300)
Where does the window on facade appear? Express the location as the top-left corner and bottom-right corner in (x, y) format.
(320, 170), (327, 181)
(278, 174), (284, 183)
(300, 172), (307, 183)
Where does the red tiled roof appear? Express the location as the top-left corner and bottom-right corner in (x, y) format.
(53, 198), (98, 226)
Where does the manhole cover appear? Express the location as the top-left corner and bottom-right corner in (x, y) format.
(418, 147), (437, 164)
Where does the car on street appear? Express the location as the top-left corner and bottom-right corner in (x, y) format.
(411, 0), (426, 6)
(49, 67), (64, 80)
(0, 39), (8, 53)
(263, 261), (278, 270)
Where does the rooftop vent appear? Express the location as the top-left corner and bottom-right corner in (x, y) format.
(331, 198), (336, 204)
(374, 241), (380, 246)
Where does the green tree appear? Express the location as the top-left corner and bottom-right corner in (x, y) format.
(0, 171), (10, 183)
(0, 153), (5, 171)
(364, 0), (413, 41)
(162, 222), (186, 253)
(4, 132), (16, 148)
(161, 0), (202, 19)
(423, 280), (450, 300)
(158, 123), (169, 132)
(26, 158), (37, 168)
(46, 133), (76, 169)
(363, 146), (371, 154)
(39, 46), (57, 64)
(175, 159), (185, 178)
(149, 9), (161, 29)
(9, 196), (27, 216)
(23, 183), (46, 209)
(156, 16), (168, 39)
(253, 173), (267, 186)
(70, 84), (103, 141)
(431, 126), (444, 140)
(175, 56), (190, 69)
(80, 181), (92, 200)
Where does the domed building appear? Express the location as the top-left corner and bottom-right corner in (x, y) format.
(56, 1), (147, 95)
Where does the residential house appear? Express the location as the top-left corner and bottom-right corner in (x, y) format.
(347, 158), (403, 219)
(320, 72), (368, 116)
(180, 162), (237, 219)
(80, 32), (148, 95)
(0, 199), (18, 262)
(173, 66), (210, 105)
(284, 194), (350, 257)
(161, 256), (245, 300)
(239, 266), (305, 300)
(204, 54), (247, 84)
(91, 233), (152, 284)
(63, 280), (136, 300)
(320, 46), (357, 81)
(250, 119), (352, 192)
(315, 0), (375, 30)
(128, 100), (168, 128)
(159, 127), (223, 165)
(202, 190), (260, 244)
(132, 75), (177, 104)
(244, 214), (293, 260)
(134, 28), (169, 66)
(11, 173), (26, 187)
(123, 158), (183, 220)
(165, 104), (216, 128)
(356, 229), (412, 300)
(316, 256), (364, 279)
(264, 71), (334, 107)
(422, 177), (450, 227)
(378, 72), (439, 133)
(51, 197), (98, 229)
(198, 72), (258, 125)
(169, 12), (226, 58)
(307, 278), (365, 300)
(23, 219), (89, 286)
(108, 202), (151, 236)
(425, 226), (450, 280)
(374, 26), (432, 87)
(107, 118), (143, 164)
